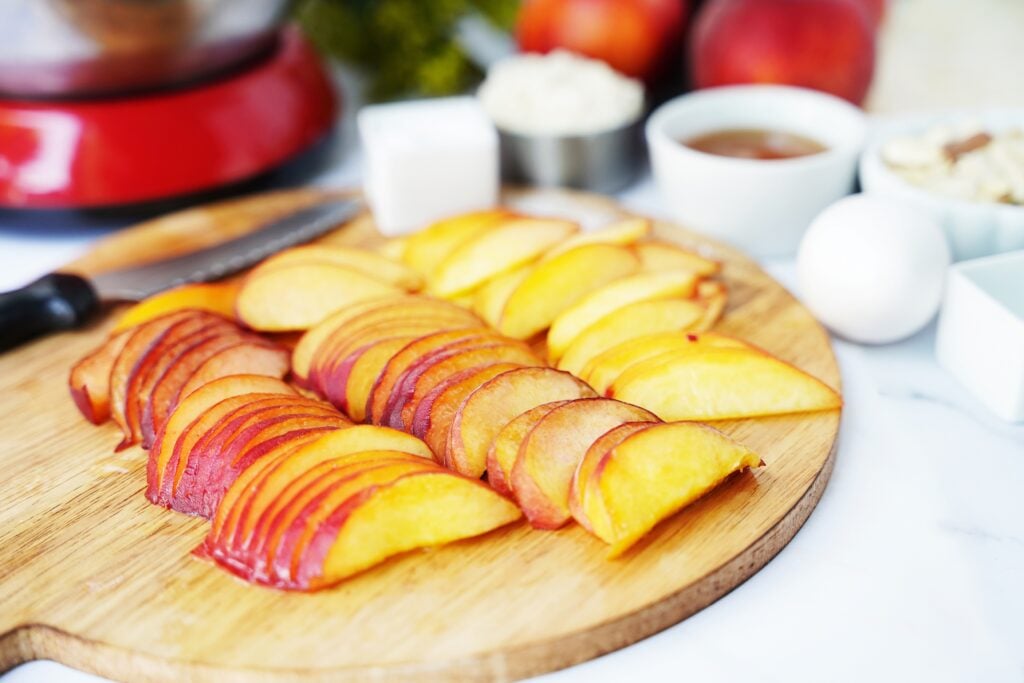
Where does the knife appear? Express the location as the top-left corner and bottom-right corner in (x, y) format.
(0, 198), (361, 352)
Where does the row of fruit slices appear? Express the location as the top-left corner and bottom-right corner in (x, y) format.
(69, 208), (840, 590)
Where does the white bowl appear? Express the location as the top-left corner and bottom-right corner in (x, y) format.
(859, 110), (1024, 261)
(936, 250), (1024, 423)
(646, 85), (867, 257)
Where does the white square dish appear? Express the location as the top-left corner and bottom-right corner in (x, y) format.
(936, 250), (1024, 422)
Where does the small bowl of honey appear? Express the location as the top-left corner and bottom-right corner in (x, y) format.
(646, 85), (867, 256)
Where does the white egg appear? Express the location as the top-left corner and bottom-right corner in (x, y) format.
(797, 194), (951, 344)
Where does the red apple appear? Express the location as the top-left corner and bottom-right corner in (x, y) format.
(690, 0), (876, 105)
(516, 0), (688, 81)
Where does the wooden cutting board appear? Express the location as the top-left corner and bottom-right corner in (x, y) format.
(0, 188), (841, 682)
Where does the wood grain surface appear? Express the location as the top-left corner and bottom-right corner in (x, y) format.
(0, 189), (841, 682)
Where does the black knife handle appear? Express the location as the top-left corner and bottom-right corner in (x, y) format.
(0, 273), (100, 352)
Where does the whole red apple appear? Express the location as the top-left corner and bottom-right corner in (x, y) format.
(690, 0), (876, 105)
(516, 0), (688, 81)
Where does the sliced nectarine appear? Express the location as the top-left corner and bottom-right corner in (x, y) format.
(69, 328), (132, 424)
(588, 422), (761, 556)
(447, 367), (596, 478)
(695, 280), (728, 330)
(486, 401), (569, 498)
(294, 470), (522, 590)
(634, 240), (721, 277)
(569, 422), (653, 533)
(417, 363), (524, 461)
(250, 245), (423, 290)
(542, 218), (651, 261)
(547, 270), (700, 361)
(236, 263), (403, 332)
(609, 346), (842, 421)
(510, 398), (658, 529)
(582, 332), (750, 395)
(557, 299), (706, 376)
(176, 342), (289, 404)
(428, 218), (578, 297)
(332, 337), (420, 421)
(112, 282), (239, 332)
(472, 265), (532, 327)
(497, 244), (640, 340)
(401, 209), (513, 277)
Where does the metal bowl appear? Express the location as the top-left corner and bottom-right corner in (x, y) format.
(497, 117), (644, 194)
(0, 0), (293, 98)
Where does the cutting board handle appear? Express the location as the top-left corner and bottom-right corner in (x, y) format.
(0, 273), (99, 352)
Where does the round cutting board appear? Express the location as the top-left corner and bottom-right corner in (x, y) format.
(0, 189), (840, 682)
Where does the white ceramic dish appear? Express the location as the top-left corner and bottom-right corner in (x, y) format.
(859, 110), (1024, 261)
(935, 249), (1024, 423)
(646, 85), (866, 257)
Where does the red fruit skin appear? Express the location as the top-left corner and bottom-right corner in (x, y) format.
(690, 0), (876, 105)
(516, 0), (687, 81)
(408, 367), (487, 440)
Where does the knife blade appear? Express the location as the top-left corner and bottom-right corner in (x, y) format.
(0, 198), (362, 352)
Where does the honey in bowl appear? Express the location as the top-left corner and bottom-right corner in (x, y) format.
(683, 128), (827, 160)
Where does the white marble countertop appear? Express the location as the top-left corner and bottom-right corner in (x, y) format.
(3, 0), (1024, 676)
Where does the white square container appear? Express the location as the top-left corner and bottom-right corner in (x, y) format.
(936, 250), (1024, 422)
(359, 96), (499, 236)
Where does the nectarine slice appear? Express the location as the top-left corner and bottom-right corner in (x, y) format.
(510, 398), (658, 529)
(542, 218), (651, 261)
(486, 401), (569, 498)
(582, 332), (750, 395)
(497, 244), (640, 340)
(176, 342), (289, 404)
(147, 377), (295, 503)
(417, 363), (524, 460)
(428, 218), (578, 297)
(251, 245), (423, 290)
(396, 344), (542, 432)
(556, 298), (706, 376)
(112, 282), (239, 332)
(634, 240), (720, 277)
(447, 367), (597, 478)
(69, 328), (132, 424)
(589, 422), (761, 556)
(472, 265), (532, 327)
(695, 280), (728, 330)
(236, 262), (402, 332)
(608, 346), (842, 421)
(401, 209), (513, 277)
(570, 422), (654, 533)
(547, 270), (700, 361)
(295, 471), (522, 590)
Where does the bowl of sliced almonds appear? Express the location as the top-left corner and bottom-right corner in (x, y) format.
(860, 111), (1024, 261)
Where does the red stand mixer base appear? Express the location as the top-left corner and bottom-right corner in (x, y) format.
(0, 27), (337, 209)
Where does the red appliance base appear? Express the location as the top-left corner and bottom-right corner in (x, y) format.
(0, 27), (337, 209)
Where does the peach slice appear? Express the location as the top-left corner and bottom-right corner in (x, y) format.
(497, 244), (640, 340)
(447, 367), (597, 478)
(634, 240), (721, 277)
(547, 270), (700, 361)
(69, 328), (132, 424)
(608, 346), (842, 421)
(366, 328), (498, 425)
(112, 282), (239, 332)
(417, 363), (524, 461)
(336, 337), (420, 421)
(588, 422), (761, 556)
(570, 422), (654, 533)
(556, 299), (706, 377)
(695, 280), (728, 330)
(147, 376), (295, 503)
(510, 398), (658, 529)
(486, 401), (569, 498)
(428, 218), (578, 297)
(294, 470), (522, 590)
(384, 341), (542, 431)
(176, 342), (289, 403)
(213, 426), (433, 550)
(396, 344), (542, 432)
(542, 218), (651, 261)
(472, 265), (532, 327)
(582, 332), (750, 395)
(236, 263), (403, 332)
(250, 245), (423, 290)
(401, 209), (513, 276)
